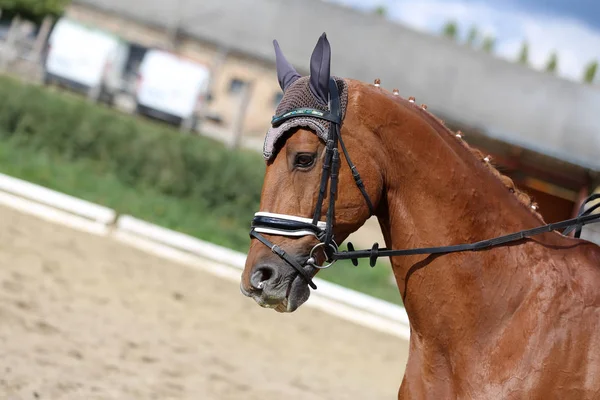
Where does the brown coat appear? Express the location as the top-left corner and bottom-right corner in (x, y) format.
(242, 79), (600, 399)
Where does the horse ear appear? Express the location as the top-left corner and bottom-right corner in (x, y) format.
(273, 39), (301, 92)
(309, 32), (331, 104)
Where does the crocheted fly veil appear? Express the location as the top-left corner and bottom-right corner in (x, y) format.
(264, 77), (348, 160)
(263, 33), (348, 161)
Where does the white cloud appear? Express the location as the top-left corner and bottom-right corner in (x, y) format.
(327, 0), (600, 82)
(502, 15), (600, 80)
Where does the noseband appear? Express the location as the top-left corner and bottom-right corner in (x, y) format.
(250, 79), (600, 291)
(250, 78), (374, 289)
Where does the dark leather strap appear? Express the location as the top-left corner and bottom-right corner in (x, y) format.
(334, 212), (600, 265)
(250, 229), (317, 289)
(338, 129), (375, 215)
(312, 140), (334, 225)
(322, 79), (342, 250)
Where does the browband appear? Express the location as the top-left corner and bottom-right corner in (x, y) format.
(271, 108), (341, 127)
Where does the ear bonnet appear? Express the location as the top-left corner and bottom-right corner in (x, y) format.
(263, 33), (349, 160)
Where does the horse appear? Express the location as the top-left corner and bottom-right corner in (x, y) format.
(240, 32), (600, 399)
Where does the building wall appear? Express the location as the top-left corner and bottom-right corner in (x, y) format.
(66, 4), (171, 49)
(65, 3), (281, 136)
(71, 0), (600, 172)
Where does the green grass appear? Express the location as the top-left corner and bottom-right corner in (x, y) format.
(0, 138), (251, 250)
(0, 137), (403, 305)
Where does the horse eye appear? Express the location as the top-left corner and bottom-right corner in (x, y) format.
(294, 153), (316, 169)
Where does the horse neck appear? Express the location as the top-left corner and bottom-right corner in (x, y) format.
(363, 91), (566, 342)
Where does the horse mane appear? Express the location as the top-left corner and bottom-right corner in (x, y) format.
(373, 82), (545, 222)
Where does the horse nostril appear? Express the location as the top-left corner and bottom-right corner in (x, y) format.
(250, 265), (276, 290)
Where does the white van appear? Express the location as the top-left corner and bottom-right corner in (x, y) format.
(44, 18), (129, 104)
(134, 49), (211, 131)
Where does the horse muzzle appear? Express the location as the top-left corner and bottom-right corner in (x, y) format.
(240, 261), (314, 312)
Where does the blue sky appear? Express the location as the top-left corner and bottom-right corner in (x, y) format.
(327, 0), (600, 82)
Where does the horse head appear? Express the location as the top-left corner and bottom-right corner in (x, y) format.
(240, 33), (383, 312)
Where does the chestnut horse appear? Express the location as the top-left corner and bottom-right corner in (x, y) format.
(240, 33), (600, 398)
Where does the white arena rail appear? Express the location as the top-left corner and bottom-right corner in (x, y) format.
(116, 215), (248, 267)
(0, 172), (116, 225)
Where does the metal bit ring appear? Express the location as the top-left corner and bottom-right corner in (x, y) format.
(307, 242), (338, 269)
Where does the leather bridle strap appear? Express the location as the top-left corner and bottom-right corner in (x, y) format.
(335, 206), (600, 267)
(311, 79), (375, 250)
(338, 131), (375, 214)
(322, 80), (342, 250)
(249, 229), (318, 289)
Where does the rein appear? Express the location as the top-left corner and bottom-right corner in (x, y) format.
(250, 78), (600, 290)
(339, 201), (600, 267)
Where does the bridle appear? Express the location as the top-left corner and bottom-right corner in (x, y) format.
(250, 78), (373, 289)
(250, 78), (600, 291)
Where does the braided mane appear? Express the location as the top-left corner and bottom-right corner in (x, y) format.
(382, 84), (545, 222)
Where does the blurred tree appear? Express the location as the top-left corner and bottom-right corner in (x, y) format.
(0, 0), (71, 23)
(373, 5), (387, 17)
(481, 35), (496, 53)
(583, 61), (598, 84)
(545, 51), (558, 74)
(442, 21), (458, 41)
(466, 26), (478, 47)
(517, 41), (529, 65)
